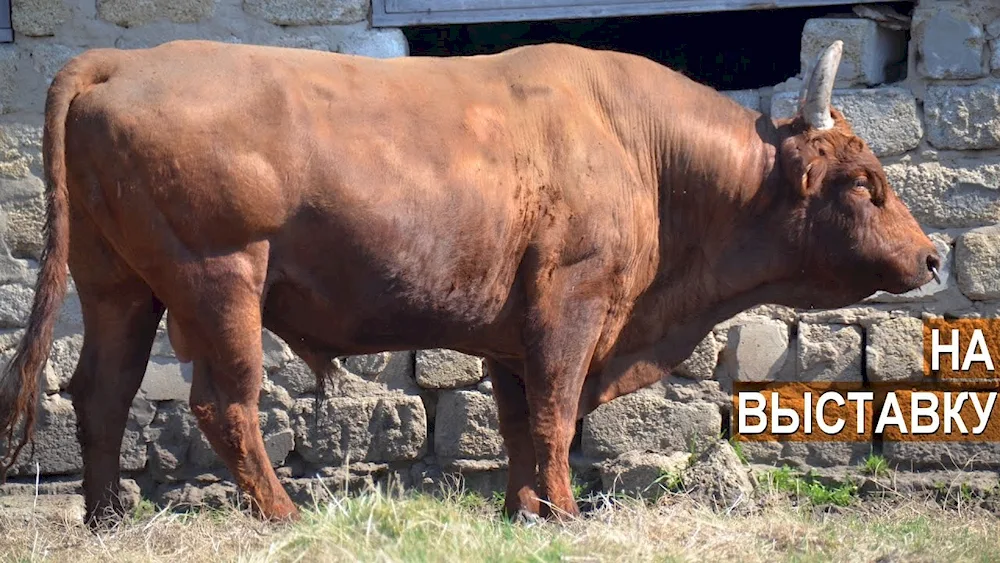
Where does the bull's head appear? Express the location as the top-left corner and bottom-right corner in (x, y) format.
(773, 40), (939, 307)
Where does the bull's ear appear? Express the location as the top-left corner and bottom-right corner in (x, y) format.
(798, 158), (827, 197)
(781, 136), (826, 198)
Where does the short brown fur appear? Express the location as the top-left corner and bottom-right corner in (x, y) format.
(0, 41), (937, 525)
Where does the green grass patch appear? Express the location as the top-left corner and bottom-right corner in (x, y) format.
(759, 465), (859, 507)
(129, 497), (158, 521)
(278, 489), (578, 562)
(861, 454), (890, 478)
(728, 436), (749, 465)
(654, 469), (684, 493)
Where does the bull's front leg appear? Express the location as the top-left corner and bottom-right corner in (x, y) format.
(521, 266), (612, 520)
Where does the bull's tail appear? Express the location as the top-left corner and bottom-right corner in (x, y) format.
(0, 53), (114, 480)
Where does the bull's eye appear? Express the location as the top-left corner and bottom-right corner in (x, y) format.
(852, 177), (878, 203)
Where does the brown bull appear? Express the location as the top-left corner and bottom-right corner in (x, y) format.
(0, 39), (938, 525)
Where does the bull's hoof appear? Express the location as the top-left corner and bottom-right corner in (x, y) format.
(249, 497), (301, 523)
(84, 509), (126, 533)
(538, 499), (581, 524)
(263, 506), (301, 523)
(513, 508), (543, 527)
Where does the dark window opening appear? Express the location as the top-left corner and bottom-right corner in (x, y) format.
(1, 0), (12, 43)
(404, 3), (913, 91)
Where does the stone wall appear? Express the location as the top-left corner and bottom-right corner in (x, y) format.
(2, 0), (1000, 507)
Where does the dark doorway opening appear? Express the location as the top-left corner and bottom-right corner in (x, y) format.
(404, 3), (914, 91)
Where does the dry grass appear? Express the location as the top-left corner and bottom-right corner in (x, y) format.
(2, 482), (1000, 563)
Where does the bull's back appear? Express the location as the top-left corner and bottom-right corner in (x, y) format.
(61, 40), (626, 351)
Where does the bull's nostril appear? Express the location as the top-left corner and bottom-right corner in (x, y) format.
(926, 252), (942, 283)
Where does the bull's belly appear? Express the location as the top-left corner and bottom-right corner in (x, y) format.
(259, 242), (526, 358)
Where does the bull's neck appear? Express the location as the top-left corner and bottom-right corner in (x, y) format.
(607, 72), (795, 356)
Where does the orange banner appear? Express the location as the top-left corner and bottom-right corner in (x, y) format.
(731, 381), (1000, 443)
(923, 318), (1000, 380)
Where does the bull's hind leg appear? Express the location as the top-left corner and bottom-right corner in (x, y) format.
(175, 252), (297, 520)
(66, 213), (164, 527)
(70, 290), (163, 526)
(487, 359), (541, 520)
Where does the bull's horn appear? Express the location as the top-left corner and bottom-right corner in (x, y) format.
(799, 40), (843, 130)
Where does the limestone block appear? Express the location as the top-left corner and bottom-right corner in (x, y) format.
(242, 0), (367, 26)
(796, 323), (863, 382)
(581, 390), (721, 459)
(886, 153), (1000, 229)
(924, 83), (1000, 150)
(721, 320), (791, 382)
(434, 389), (504, 460)
(338, 28), (409, 59)
(12, 0), (70, 38)
(416, 349), (484, 389)
(956, 225), (1000, 300)
(866, 317), (925, 382)
(599, 450), (690, 497)
(801, 18), (906, 85)
(97, 0), (215, 27)
(674, 332), (721, 381)
(740, 441), (871, 469)
(915, 5), (987, 79)
(292, 395), (427, 465)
